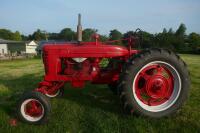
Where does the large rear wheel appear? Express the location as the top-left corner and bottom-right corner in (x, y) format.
(108, 82), (118, 95)
(119, 49), (190, 117)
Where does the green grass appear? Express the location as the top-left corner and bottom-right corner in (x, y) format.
(0, 55), (200, 133)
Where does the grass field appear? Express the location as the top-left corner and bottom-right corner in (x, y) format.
(0, 55), (200, 133)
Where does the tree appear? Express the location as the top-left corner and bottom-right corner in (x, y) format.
(82, 28), (97, 41)
(109, 29), (122, 40)
(175, 23), (186, 37)
(12, 31), (22, 41)
(0, 29), (22, 41)
(99, 35), (109, 42)
(48, 33), (59, 40)
(29, 29), (46, 41)
(138, 31), (154, 48)
(0, 29), (12, 40)
(59, 28), (75, 41)
(174, 23), (187, 52)
(0, 29), (18, 40)
(21, 34), (28, 41)
(168, 28), (174, 34)
(154, 32), (175, 50)
(162, 28), (167, 34)
(122, 31), (135, 46)
(123, 31), (135, 39)
(109, 29), (122, 45)
(188, 33), (200, 53)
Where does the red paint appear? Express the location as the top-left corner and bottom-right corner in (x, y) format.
(36, 81), (64, 95)
(36, 36), (139, 95)
(134, 64), (174, 106)
(25, 100), (43, 117)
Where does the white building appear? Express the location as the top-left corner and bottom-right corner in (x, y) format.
(0, 39), (38, 56)
(25, 41), (38, 54)
(0, 43), (8, 55)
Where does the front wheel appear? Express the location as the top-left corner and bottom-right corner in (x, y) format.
(16, 91), (51, 124)
(37, 82), (65, 98)
(119, 49), (190, 118)
(45, 87), (64, 98)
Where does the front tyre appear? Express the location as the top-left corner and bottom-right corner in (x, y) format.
(119, 49), (190, 118)
(17, 91), (51, 124)
(45, 87), (64, 98)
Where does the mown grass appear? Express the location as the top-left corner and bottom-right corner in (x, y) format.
(0, 55), (200, 133)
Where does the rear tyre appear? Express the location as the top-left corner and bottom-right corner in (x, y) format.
(17, 91), (51, 124)
(108, 83), (118, 95)
(119, 49), (190, 118)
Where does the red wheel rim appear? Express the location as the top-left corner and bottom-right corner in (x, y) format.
(133, 61), (181, 112)
(21, 99), (44, 122)
(24, 100), (43, 117)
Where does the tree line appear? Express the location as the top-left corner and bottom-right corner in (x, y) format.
(0, 23), (200, 54)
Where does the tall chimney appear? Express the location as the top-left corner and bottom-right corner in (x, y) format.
(77, 14), (82, 42)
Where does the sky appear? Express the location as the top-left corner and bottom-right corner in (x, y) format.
(0, 0), (200, 35)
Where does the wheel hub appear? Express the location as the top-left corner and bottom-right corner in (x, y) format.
(134, 63), (175, 106)
(146, 76), (169, 99)
(25, 100), (43, 117)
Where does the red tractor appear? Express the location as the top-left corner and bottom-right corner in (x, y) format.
(17, 15), (190, 124)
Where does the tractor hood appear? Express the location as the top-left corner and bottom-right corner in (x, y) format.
(43, 42), (129, 58)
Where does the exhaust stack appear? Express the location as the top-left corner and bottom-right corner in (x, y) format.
(77, 14), (82, 42)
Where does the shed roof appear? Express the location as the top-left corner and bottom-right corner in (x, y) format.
(0, 38), (25, 44)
